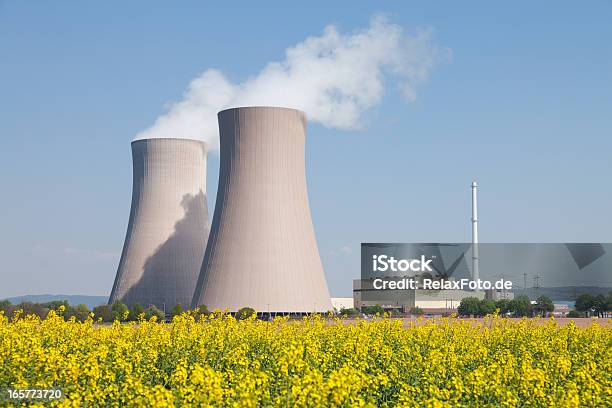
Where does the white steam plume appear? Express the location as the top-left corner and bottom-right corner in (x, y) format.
(136, 16), (450, 149)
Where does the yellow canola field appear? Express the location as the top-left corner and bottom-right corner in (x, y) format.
(0, 311), (610, 407)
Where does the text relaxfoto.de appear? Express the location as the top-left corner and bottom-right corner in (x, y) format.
(372, 278), (513, 291)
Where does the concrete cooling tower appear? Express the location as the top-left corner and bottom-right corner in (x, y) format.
(109, 138), (209, 310)
(192, 106), (332, 313)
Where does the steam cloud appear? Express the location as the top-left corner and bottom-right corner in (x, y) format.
(136, 16), (450, 149)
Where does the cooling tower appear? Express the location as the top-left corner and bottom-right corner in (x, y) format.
(109, 138), (209, 310)
(192, 106), (332, 313)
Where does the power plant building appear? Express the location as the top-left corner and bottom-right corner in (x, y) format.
(109, 138), (209, 310)
(192, 107), (332, 313)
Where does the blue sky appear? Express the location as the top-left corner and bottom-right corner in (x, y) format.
(1, 1), (611, 298)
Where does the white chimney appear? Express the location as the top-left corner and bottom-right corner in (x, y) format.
(471, 180), (479, 284)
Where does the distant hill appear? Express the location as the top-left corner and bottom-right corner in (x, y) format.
(513, 286), (612, 301)
(1, 294), (108, 309)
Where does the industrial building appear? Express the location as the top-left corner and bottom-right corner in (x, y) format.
(354, 181), (491, 314)
(109, 138), (209, 310)
(192, 107), (332, 313)
(353, 277), (487, 314)
(331, 297), (354, 312)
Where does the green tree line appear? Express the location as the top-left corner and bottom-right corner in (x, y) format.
(457, 295), (554, 317)
(0, 299), (263, 322)
(574, 292), (612, 317)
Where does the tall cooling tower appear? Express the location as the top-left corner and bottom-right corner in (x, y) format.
(192, 107), (332, 313)
(110, 138), (209, 310)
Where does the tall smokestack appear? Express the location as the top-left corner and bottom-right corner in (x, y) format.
(192, 107), (332, 313)
(110, 138), (209, 309)
(471, 180), (479, 283)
